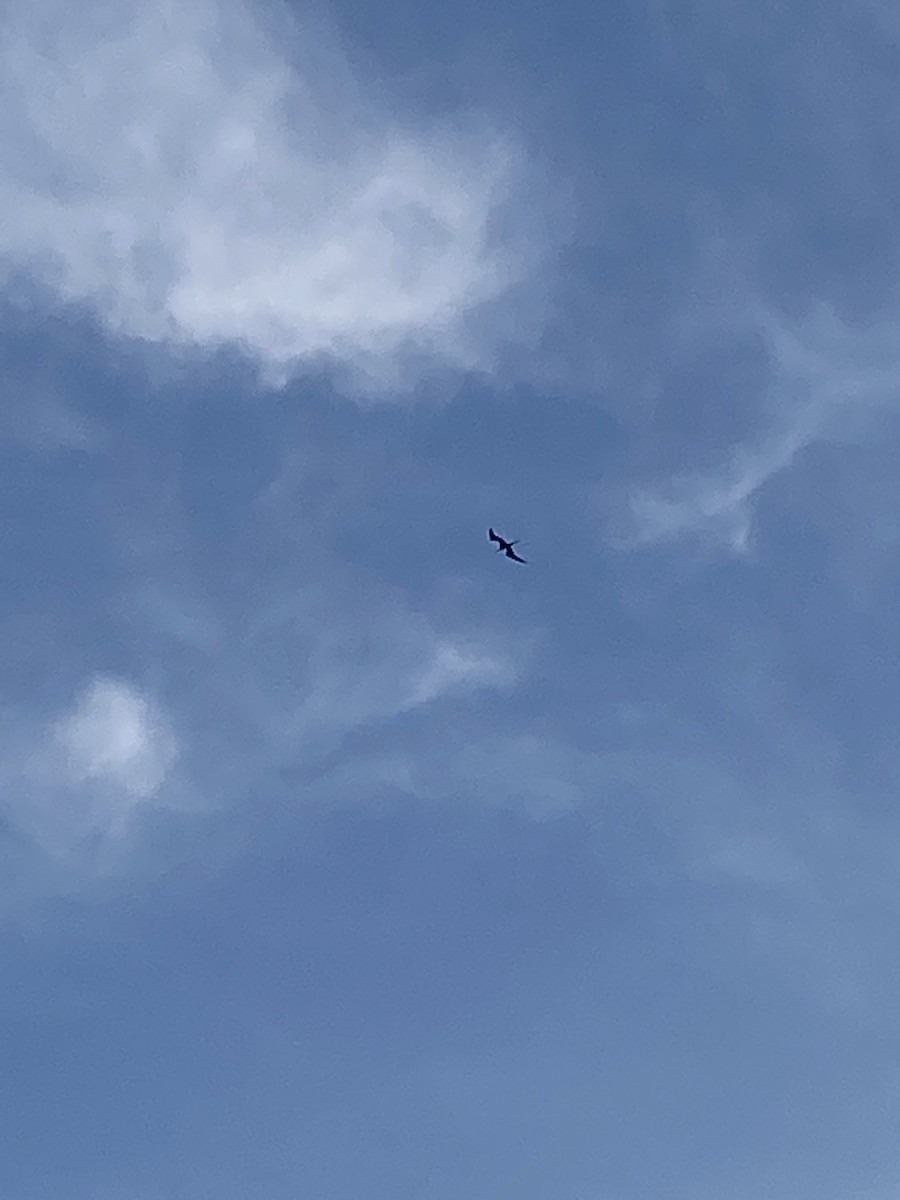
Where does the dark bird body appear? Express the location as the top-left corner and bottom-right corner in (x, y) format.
(488, 528), (527, 563)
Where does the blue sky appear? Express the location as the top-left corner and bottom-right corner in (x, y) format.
(3, 0), (900, 1196)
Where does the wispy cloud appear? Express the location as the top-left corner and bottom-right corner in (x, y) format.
(0, 0), (555, 392)
(260, 598), (519, 761)
(612, 299), (900, 553)
(624, 411), (815, 553)
(0, 559), (516, 905)
(574, 0), (900, 560)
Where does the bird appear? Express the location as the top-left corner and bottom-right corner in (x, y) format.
(488, 527), (527, 563)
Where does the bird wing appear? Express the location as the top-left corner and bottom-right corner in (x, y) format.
(488, 528), (501, 543)
(506, 547), (527, 563)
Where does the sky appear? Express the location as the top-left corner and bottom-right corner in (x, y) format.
(2, 0), (900, 1196)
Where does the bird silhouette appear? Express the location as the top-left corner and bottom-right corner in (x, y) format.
(488, 527), (527, 563)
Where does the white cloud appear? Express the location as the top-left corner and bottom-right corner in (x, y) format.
(0, 0), (552, 392)
(52, 676), (177, 802)
(4, 676), (178, 864)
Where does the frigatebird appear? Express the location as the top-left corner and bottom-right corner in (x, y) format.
(488, 527), (527, 563)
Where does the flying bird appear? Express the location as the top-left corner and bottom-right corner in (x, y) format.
(488, 527), (527, 563)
